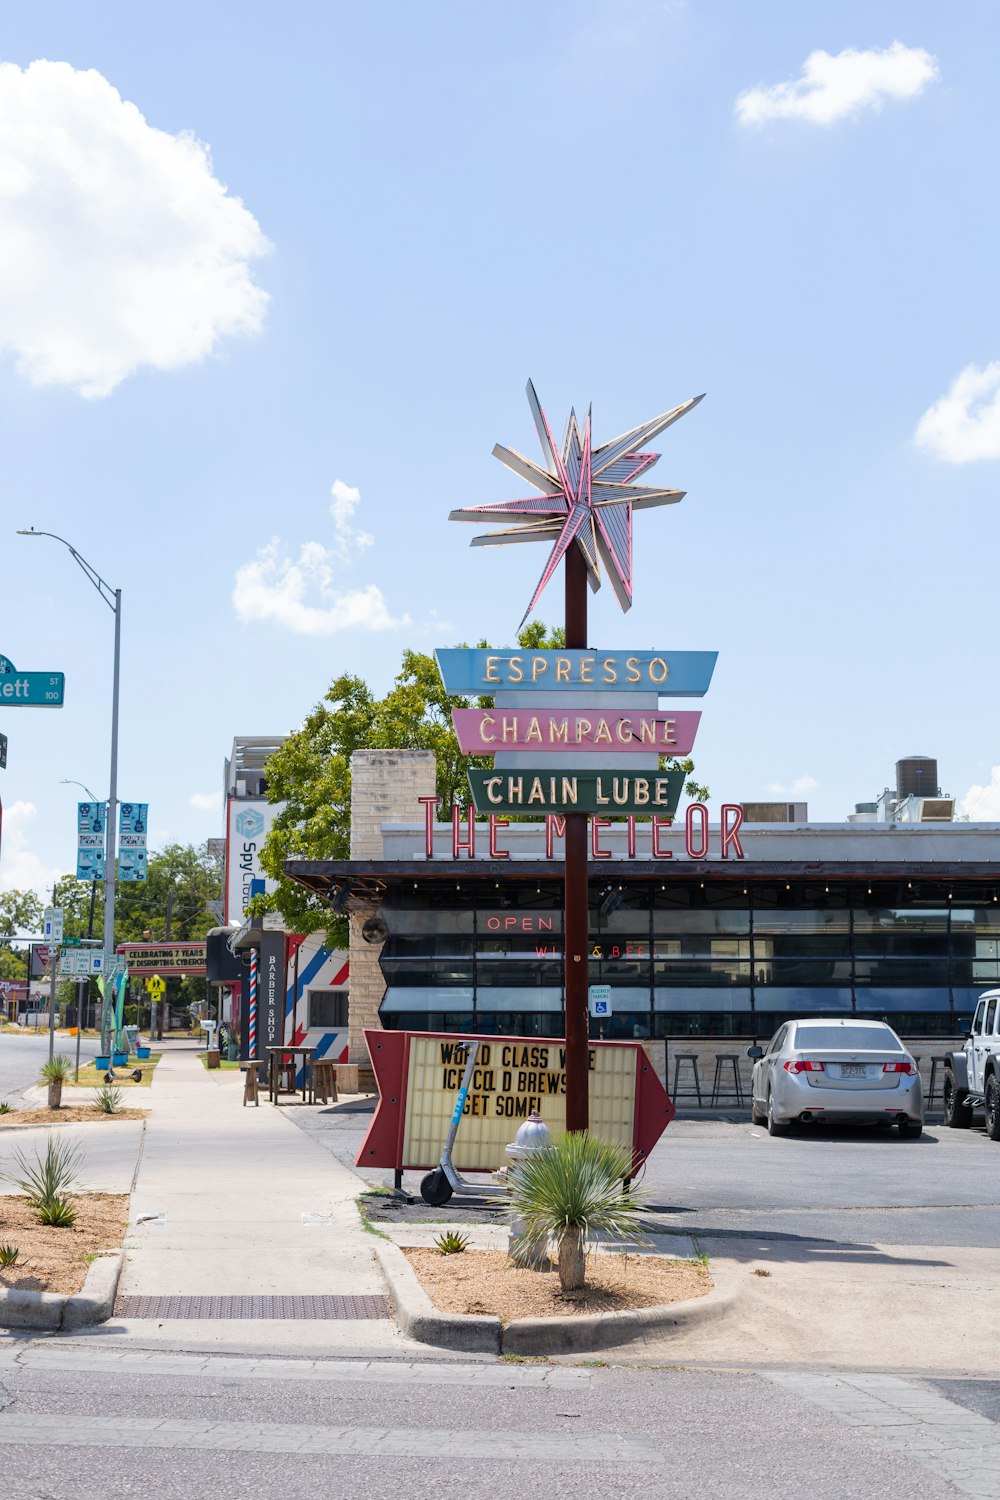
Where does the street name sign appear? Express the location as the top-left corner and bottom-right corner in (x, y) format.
(0, 654), (65, 707)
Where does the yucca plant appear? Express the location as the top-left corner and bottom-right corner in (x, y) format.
(39, 1055), (74, 1084)
(0, 1244), (19, 1268)
(94, 1084), (124, 1115)
(506, 1132), (648, 1292)
(433, 1230), (470, 1255)
(0, 1102), (11, 1114)
(37, 1197), (76, 1228)
(4, 1135), (84, 1208)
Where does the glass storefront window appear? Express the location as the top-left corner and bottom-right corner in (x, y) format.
(753, 987), (853, 1013)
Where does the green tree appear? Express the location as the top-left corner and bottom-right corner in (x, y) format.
(254, 625), (708, 940)
(0, 888), (43, 983)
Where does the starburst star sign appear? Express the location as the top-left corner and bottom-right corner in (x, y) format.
(449, 380), (703, 625)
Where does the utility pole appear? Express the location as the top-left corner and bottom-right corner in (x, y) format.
(563, 548), (590, 1133)
(47, 881), (57, 1061)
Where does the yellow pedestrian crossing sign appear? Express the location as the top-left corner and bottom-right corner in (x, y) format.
(146, 974), (166, 998)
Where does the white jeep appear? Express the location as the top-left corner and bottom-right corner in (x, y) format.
(943, 988), (1000, 1138)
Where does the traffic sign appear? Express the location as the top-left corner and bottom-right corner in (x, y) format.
(59, 950), (104, 977)
(589, 984), (613, 1019)
(43, 908), (64, 943)
(0, 655), (64, 707)
(146, 974), (166, 998)
(61, 937), (82, 948)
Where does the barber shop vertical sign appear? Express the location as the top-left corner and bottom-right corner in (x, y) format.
(259, 931), (284, 1053)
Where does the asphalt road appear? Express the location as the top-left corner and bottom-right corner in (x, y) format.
(0, 1031), (100, 1102)
(0, 1344), (978, 1500)
(290, 1098), (1000, 1249)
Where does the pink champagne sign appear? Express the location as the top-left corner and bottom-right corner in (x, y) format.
(451, 707), (701, 756)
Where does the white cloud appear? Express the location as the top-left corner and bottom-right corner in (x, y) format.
(232, 478), (410, 636)
(915, 363), (1000, 463)
(0, 801), (64, 899)
(766, 775), (819, 798)
(189, 791), (223, 813)
(960, 768), (1000, 821)
(735, 42), (938, 127)
(0, 59), (270, 398)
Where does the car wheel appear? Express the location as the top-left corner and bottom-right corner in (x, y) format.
(766, 1091), (790, 1137)
(943, 1071), (973, 1129)
(420, 1168), (453, 1206)
(985, 1075), (1000, 1142)
(897, 1119), (923, 1139)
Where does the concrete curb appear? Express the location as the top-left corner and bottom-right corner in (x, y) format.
(0, 1249), (124, 1331)
(373, 1239), (736, 1356)
(373, 1239), (501, 1353)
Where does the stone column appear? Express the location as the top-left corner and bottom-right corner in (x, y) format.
(340, 749), (436, 1092)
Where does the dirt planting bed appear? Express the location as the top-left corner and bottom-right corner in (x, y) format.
(403, 1247), (711, 1321)
(0, 1107), (148, 1127)
(0, 1194), (128, 1295)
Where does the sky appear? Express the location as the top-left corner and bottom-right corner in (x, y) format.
(2, 0), (1000, 897)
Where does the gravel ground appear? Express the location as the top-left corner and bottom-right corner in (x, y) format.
(403, 1246), (709, 1318)
(0, 1192), (127, 1294)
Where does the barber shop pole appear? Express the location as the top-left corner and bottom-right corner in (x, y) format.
(248, 947), (258, 1060)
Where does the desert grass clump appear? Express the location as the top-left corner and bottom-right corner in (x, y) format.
(94, 1084), (124, 1115)
(433, 1230), (470, 1255)
(4, 1135), (83, 1223)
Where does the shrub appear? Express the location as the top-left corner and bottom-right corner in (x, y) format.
(94, 1084), (124, 1115)
(0, 1102), (10, 1114)
(433, 1230), (470, 1255)
(4, 1135), (84, 1208)
(506, 1132), (648, 1292)
(39, 1055), (74, 1085)
(0, 1244), (19, 1269)
(37, 1197), (76, 1228)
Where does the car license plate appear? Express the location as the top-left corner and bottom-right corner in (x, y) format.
(840, 1064), (868, 1079)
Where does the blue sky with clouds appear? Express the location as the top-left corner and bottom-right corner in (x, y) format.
(2, 0), (1000, 895)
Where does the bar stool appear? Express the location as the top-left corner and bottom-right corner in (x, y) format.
(711, 1053), (745, 1106)
(314, 1060), (339, 1105)
(671, 1053), (703, 1106)
(241, 1062), (263, 1107)
(927, 1054), (950, 1107)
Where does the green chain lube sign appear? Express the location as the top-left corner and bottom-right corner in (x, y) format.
(0, 653), (65, 706)
(468, 766), (686, 817)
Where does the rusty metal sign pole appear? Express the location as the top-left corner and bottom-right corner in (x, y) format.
(563, 547), (589, 1133)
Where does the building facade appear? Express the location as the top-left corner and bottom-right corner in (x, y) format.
(286, 751), (998, 1090)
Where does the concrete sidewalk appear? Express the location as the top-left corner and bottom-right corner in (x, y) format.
(104, 1049), (411, 1353)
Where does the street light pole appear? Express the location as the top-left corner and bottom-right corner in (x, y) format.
(18, 530), (122, 1054)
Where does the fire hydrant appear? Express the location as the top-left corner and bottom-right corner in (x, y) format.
(505, 1111), (552, 1270)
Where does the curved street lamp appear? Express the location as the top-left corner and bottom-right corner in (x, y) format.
(18, 529), (121, 1052)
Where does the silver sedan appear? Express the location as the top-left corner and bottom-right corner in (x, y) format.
(747, 1018), (924, 1138)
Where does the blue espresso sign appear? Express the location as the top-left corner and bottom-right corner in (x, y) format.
(119, 802), (148, 883)
(77, 802), (106, 883)
(435, 648), (717, 697)
(0, 654), (65, 706)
